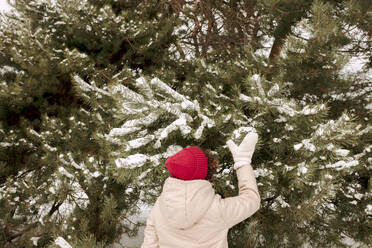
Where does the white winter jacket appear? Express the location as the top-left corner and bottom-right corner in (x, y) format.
(141, 165), (260, 248)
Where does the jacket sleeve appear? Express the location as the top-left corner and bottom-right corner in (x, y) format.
(218, 164), (260, 229)
(141, 207), (159, 248)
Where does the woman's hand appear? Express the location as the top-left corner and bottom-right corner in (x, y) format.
(227, 132), (258, 170)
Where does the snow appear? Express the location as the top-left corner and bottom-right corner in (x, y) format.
(95, 113), (103, 122)
(44, 144), (57, 152)
(55, 237), (72, 248)
(138, 169), (151, 180)
(113, 85), (147, 106)
(125, 187), (134, 194)
(275, 196), (290, 208)
(267, 84), (280, 97)
(285, 124), (294, 131)
(294, 143), (303, 150)
(301, 104), (326, 115)
(58, 181), (89, 215)
(160, 116), (190, 139)
(302, 139), (316, 152)
(108, 76), (221, 150)
(324, 174), (333, 179)
(151, 77), (191, 104)
(252, 74), (265, 97)
(115, 154), (148, 169)
(254, 167), (274, 179)
(350, 200), (357, 205)
(153, 115), (192, 148)
(297, 162), (308, 176)
(366, 205), (372, 215)
(340, 54), (369, 77)
(205, 83), (216, 93)
(194, 116), (215, 139)
(73, 74), (110, 96)
(322, 160), (359, 171)
(49, 186), (55, 194)
(136, 77), (154, 99)
(239, 94), (252, 102)
(352, 192), (364, 200)
(274, 116), (287, 123)
(239, 74), (329, 120)
(30, 237), (40, 246)
(354, 144), (372, 160)
(67, 153), (83, 170)
(225, 180), (235, 189)
(108, 121), (149, 136)
(230, 127), (257, 141)
(223, 114), (232, 123)
(28, 128), (42, 139)
(357, 125), (371, 135)
(58, 167), (74, 179)
(127, 136), (155, 150)
(299, 166), (308, 174)
(0, 142), (12, 147)
(163, 145), (183, 157)
(92, 171), (101, 178)
(334, 149), (350, 157)
(326, 144), (334, 150)
(294, 139), (316, 152)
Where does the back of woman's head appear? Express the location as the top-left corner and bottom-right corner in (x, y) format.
(164, 147), (219, 181)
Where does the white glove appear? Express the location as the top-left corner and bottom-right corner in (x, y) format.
(227, 132), (258, 170)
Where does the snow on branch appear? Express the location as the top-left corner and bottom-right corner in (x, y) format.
(194, 115), (215, 140)
(110, 84), (146, 104)
(55, 237), (72, 248)
(293, 113), (358, 158)
(115, 154), (149, 169)
(150, 77), (192, 105)
(239, 74), (327, 118)
(127, 135), (155, 150)
(321, 160), (359, 171)
(115, 145), (183, 169)
(107, 76), (216, 152)
(312, 113), (355, 138)
(154, 115), (193, 148)
(135, 77), (153, 98)
(72, 74), (110, 96)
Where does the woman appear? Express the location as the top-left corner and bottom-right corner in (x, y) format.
(141, 132), (260, 248)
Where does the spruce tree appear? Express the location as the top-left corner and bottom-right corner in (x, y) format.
(0, 0), (173, 246)
(0, 0), (370, 247)
(101, 62), (365, 247)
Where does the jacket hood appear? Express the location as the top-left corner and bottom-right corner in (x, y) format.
(158, 177), (215, 230)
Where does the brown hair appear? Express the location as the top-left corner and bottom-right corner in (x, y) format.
(202, 149), (220, 182)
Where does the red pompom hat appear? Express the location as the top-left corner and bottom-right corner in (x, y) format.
(165, 146), (208, 180)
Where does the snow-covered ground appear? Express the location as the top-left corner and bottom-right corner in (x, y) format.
(111, 205), (151, 248)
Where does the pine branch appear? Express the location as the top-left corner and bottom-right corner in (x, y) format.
(48, 199), (64, 217)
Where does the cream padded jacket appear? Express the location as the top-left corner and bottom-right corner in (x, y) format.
(141, 165), (260, 248)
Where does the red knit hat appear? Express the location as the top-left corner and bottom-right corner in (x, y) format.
(165, 146), (208, 180)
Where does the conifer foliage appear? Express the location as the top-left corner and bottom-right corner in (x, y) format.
(0, 0), (370, 247)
